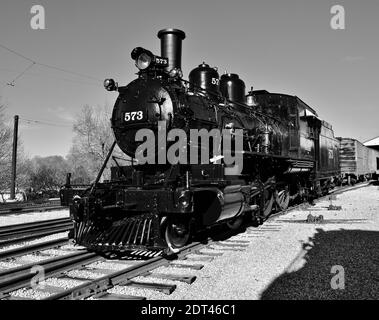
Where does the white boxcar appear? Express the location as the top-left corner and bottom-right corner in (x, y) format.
(338, 137), (379, 180)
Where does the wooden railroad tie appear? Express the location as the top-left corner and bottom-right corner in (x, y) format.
(141, 271), (196, 284)
(121, 280), (176, 295)
(169, 262), (204, 270)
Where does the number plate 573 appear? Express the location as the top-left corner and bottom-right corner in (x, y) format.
(124, 111), (144, 122)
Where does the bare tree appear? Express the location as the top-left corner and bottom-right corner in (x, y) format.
(0, 103), (12, 190)
(0, 105), (11, 166)
(29, 156), (69, 192)
(0, 101), (32, 192)
(67, 104), (120, 182)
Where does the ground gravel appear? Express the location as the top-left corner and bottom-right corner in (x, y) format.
(0, 260), (22, 269)
(0, 232), (69, 252)
(5, 185), (378, 300)
(169, 260), (205, 266)
(40, 248), (74, 256)
(16, 254), (54, 264)
(64, 269), (107, 280)
(10, 288), (51, 300)
(86, 261), (130, 271)
(43, 277), (86, 289)
(0, 209), (69, 227)
(129, 184), (379, 300)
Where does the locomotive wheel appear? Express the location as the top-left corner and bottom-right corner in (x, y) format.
(226, 216), (244, 230)
(276, 187), (290, 211)
(164, 219), (191, 253)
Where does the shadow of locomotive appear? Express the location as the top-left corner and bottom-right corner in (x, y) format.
(260, 228), (379, 300)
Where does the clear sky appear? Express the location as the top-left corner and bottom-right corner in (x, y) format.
(0, 0), (378, 157)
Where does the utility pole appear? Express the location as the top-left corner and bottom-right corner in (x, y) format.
(10, 115), (19, 200)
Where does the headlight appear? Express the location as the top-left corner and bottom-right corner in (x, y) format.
(104, 78), (117, 91)
(136, 52), (152, 70)
(131, 47), (168, 71)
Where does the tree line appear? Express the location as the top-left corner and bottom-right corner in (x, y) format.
(0, 99), (124, 198)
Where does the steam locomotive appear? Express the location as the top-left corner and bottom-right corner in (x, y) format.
(67, 29), (342, 255)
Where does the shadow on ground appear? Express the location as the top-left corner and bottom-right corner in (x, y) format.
(261, 228), (379, 300)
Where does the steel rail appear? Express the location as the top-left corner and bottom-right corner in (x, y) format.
(0, 218), (73, 248)
(0, 250), (101, 296)
(0, 203), (66, 215)
(0, 218), (71, 236)
(0, 228), (71, 248)
(45, 242), (206, 300)
(0, 238), (69, 260)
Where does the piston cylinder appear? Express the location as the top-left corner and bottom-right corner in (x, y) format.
(193, 186), (244, 226)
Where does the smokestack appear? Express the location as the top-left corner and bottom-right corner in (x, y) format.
(157, 28), (186, 72)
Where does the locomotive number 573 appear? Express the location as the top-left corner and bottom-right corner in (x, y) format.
(124, 111), (144, 122)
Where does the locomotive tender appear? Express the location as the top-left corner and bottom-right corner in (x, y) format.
(69, 29), (341, 255)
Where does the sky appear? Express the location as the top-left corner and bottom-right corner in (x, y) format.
(0, 0), (378, 157)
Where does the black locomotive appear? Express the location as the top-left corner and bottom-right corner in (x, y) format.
(68, 29), (340, 255)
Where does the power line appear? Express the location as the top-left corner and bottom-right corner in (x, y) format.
(0, 66), (102, 87)
(0, 42), (103, 87)
(0, 43), (35, 63)
(6, 62), (36, 87)
(20, 117), (73, 128)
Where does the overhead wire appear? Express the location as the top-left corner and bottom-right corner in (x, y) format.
(1, 66), (103, 87)
(20, 117), (73, 128)
(0, 42), (103, 87)
(0, 43), (35, 63)
(6, 62), (36, 87)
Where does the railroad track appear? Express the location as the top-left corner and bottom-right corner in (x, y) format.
(0, 218), (73, 247)
(0, 203), (66, 215)
(45, 243), (207, 300)
(266, 181), (370, 221)
(0, 234), (249, 300)
(0, 238), (69, 260)
(0, 249), (100, 298)
(0, 182), (370, 300)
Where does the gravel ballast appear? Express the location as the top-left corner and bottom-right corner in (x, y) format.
(109, 184), (379, 300)
(0, 209), (69, 227)
(0, 232), (69, 253)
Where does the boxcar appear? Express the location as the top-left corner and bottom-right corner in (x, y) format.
(338, 137), (379, 182)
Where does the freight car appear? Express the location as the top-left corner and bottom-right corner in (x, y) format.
(338, 137), (379, 184)
(63, 29), (354, 255)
